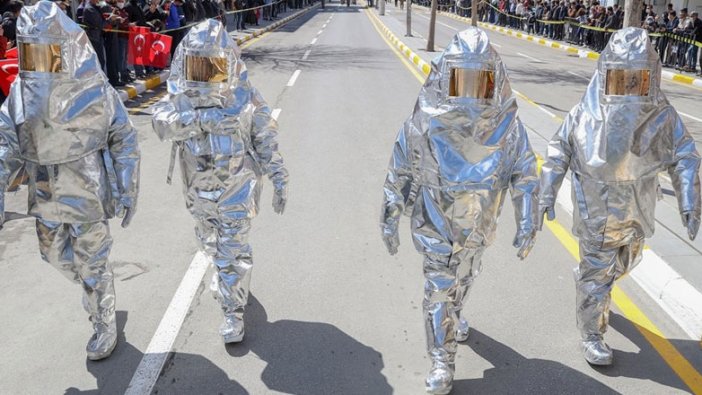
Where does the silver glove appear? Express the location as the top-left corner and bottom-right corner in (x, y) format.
(537, 205), (555, 231)
(272, 186), (287, 215)
(682, 211), (700, 241)
(513, 230), (536, 260)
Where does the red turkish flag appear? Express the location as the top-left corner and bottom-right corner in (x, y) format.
(5, 46), (17, 59)
(148, 33), (172, 69)
(0, 58), (18, 97)
(128, 26), (152, 66)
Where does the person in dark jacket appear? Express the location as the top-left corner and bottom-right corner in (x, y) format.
(125, 0), (147, 78)
(102, 0), (123, 86)
(685, 11), (701, 72)
(82, 0), (107, 68)
(602, 6), (617, 48)
(165, 0), (184, 56)
(1, 1), (22, 43)
(143, 0), (165, 30)
(235, 0), (246, 30)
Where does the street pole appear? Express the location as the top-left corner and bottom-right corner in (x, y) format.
(471, 0), (477, 26)
(71, 0), (78, 20)
(380, 0), (385, 15)
(406, 0), (412, 36)
(623, 0), (643, 28)
(427, 0), (437, 51)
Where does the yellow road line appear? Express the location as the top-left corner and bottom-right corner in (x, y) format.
(367, 10), (702, 393)
(544, 218), (702, 394)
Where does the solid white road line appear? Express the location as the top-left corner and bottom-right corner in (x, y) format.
(287, 69), (302, 86)
(516, 52), (544, 63)
(513, 89), (557, 118)
(567, 71), (590, 81)
(414, 12), (458, 30)
(301, 49), (312, 60)
(125, 252), (210, 395)
(679, 111), (702, 123)
(310, 37), (318, 45)
(491, 42), (502, 48)
(271, 108), (282, 120)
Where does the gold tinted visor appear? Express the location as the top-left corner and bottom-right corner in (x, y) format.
(605, 69), (651, 96)
(448, 68), (495, 99)
(19, 43), (62, 73)
(184, 55), (229, 83)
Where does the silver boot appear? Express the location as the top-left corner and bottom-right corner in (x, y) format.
(455, 316), (469, 342)
(425, 361), (454, 394)
(581, 336), (613, 366)
(220, 315), (245, 344)
(86, 313), (117, 361)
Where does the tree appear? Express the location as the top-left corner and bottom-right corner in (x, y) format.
(406, 0), (412, 36)
(623, 0), (643, 28)
(427, 0), (438, 51)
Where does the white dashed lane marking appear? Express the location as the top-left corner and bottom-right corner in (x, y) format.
(287, 69), (302, 86)
(125, 253), (210, 395)
(516, 52), (544, 63)
(272, 108), (282, 120)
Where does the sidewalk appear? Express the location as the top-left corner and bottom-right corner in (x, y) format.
(415, 5), (702, 89)
(117, 4), (320, 102)
(366, 6), (702, 342)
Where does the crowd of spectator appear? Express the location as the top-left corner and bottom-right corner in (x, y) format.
(0, 0), (314, 88)
(416, 0), (702, 77)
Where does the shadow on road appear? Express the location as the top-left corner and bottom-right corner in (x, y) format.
(599, 313), (696, 393)
(225, 295), (392, 395)
(64, 311), (247, 395)
(243, 44), (390, 72)
(453, 328), (619, 394)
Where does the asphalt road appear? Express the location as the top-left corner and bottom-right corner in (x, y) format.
(1, 4), (701, 394)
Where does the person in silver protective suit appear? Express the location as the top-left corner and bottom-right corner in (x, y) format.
(152, 19), (288, 345)
(539, 27), (701, 366)
(380, 28), (539, 395)
(0, 1), (140, 361)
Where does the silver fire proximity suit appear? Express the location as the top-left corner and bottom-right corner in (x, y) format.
(0, 1), (140, 360)
(152, 19), (288, 344)
(380, 28), (539, 394)
(539, 27), (701, 366)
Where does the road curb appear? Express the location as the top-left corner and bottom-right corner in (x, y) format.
(414, 5), (702, 89)
(367, 8), (431, 77)
(117, 4), (320, 102)
(371, 8), (702, 340)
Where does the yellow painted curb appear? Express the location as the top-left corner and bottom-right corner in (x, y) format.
(366, 9), (431, 78)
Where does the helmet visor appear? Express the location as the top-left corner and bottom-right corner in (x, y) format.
(605, 69), (651, 96)
(19, 43), (62, 73)
(448, 68), (495, 99)
(184, 55), (229, 83)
